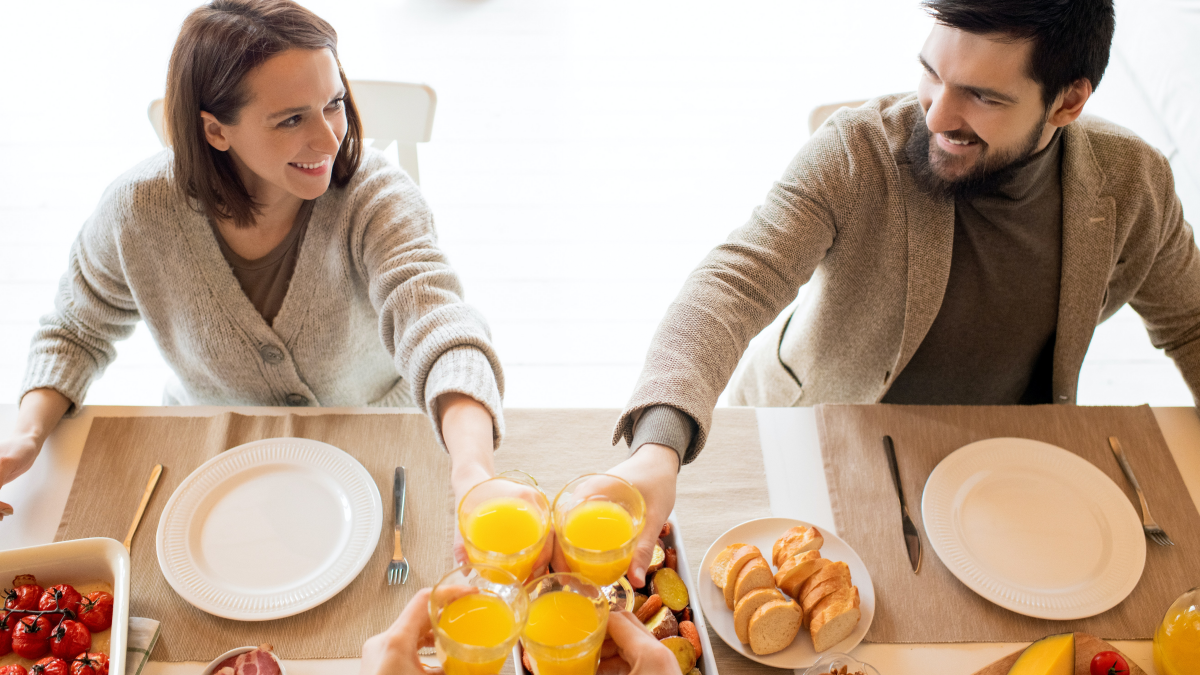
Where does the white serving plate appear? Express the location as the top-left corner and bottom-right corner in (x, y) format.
(156, 438), (382, 621)
(698, 517), (875, 669)
(514, 513), (717, 675)
(0, 538), (131, 675)
(922, 437), (1146, 620)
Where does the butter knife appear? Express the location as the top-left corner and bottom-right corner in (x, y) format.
(124, 464), (163, 552)
(882, 436), (922, 573)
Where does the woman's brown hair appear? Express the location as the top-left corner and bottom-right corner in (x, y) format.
(165, 0), (363, 227)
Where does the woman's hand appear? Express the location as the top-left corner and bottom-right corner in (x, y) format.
(597, 610), (681, 675)
(605, 443), (679, 588)
(359, 588), (439, 675)
(0, 433), (42, 489)
(0, 389), (71, 501)
(438, 393), (496, 565)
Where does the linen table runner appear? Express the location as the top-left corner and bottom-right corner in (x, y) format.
(816, 404), (1200, 643)
(56, 412), (454, 660)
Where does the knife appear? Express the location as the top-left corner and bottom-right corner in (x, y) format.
(124, 464), (163, 552)
(882, 436), (922, 573)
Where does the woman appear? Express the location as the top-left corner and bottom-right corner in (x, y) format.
(0, 0), (500, 506)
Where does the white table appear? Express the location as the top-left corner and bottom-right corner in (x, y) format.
(4, 405), (1198, 675)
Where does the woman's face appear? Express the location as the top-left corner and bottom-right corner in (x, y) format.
(201, 48), (347, 208)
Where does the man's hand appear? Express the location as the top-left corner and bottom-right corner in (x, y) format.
(606, 443), (679, 588)
(598, 610), (681, 675)
(359, 588), (439, 675)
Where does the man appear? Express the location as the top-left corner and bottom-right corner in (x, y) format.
(608, 0), (1200, 568)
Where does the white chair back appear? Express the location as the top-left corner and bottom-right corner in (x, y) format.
(147, 80), (437, 184)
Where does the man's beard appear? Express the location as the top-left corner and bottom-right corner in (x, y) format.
(907, 111), (1048, 200)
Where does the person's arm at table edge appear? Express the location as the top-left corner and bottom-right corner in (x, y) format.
(0, 388), (72, 489)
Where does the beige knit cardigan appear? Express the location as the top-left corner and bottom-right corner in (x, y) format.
(616, 93), (1200, 462)
(22, 148), (504, 447)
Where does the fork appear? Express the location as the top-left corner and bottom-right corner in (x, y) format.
(387, 466), (410, 584)
(1108, 437), (1175, 546)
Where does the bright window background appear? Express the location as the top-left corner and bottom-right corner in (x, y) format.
(1, 0), (1194, 409)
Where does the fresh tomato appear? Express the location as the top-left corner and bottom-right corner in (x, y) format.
(31, 658), (68, 675)
(0, 665), (29, 675)
(5, 578), (44, 620)
(76, 593), (113, 633)
(38, 586), (81, 622)
(1090, 651), (1130, 675)
(0, 609), (17, 656)
(13, 615), (52, 659)
(49, 621), (90, 661)
(70, 653), (108, 675)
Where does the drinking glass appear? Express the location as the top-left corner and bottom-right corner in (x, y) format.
(458, 472), (551, 582)
(429, 564), (529, 675)
(521, 573), (610, 675)
(1154, 585), (1200, 675)
(551, 474), (646, 586)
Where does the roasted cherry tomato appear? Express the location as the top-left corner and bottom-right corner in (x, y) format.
(38, 586), (81, 622)
(49, 621), (90, 661)
(0, 665), (29, 675)
(76, 593), (113, 633)
(13, 615), (52, 660)
(1090, 651), (1130, 675)
(4, 578), (44, 621)
(31, 658), (68, 675)
(70, 653), (108, 675)
(0, 609), (16, 656)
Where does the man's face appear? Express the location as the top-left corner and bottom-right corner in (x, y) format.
(912, 24), (1053, 197)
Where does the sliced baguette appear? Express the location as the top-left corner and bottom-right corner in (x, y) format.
(747, 598), (802, 655)
(708, 543), (745, 589)
(777, 558), (831, 599)
(733, 588), (780, 644)
(731, 557), (774, 608)
(771, 526), (807, 566)
(808, 585), (859, 623)
(800, 576), (852, 626)
(798, 560), (850, 601)
(777, 523), (825, 564)
(809, 590), (861, 653)
(721, 546), (763, 609)
(776, 549), (822, 576)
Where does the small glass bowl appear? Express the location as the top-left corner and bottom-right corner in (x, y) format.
(801, 652), (882, 675)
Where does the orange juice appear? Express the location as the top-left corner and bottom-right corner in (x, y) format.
(436, 592), (515, 675)
(561, 501), (635, 585)
(523, 591), (603, 675)
(464, 496), (547, 581)
(1154, 589), (1200, 675)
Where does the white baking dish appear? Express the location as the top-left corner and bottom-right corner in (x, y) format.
(0, 538), (131, 674)
(513, 513), (718, 675)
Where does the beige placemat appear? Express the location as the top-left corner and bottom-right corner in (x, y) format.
(56, 412), (454, 661)
(816, 404), (1200, 643)
(495, 408), (774, 675)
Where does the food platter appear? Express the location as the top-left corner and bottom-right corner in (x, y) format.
(698, 517), (874, 669)
(922, 437), (1146, 620)
(156, 438), (382, 620)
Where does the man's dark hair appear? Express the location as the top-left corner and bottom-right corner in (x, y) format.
(921, 0), (1115, 105)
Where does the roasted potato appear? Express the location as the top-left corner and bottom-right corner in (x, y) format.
(646, 545), (667, 574)
(645, 606), (679, 639)
(651, 568), (690, 611)
(660, 636), (697, 674)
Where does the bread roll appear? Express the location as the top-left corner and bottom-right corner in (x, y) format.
(731, 557), (773, 609)
(733, 588), (780, 644)
(721, 546), (763, 609)
(747, 598), (802, 655)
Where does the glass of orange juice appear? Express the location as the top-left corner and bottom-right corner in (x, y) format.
(1154, 585), (1199, 675)
(430, 564), (529, 675)
(551, 474), (646, 586)
(521, 573), (610, 675)
(459, 472), (551, 582)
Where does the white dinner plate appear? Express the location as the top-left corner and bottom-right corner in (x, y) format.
(698, 517), (875, 669)
(921, 437), (1146, 620)
(156, 438), (383, 620)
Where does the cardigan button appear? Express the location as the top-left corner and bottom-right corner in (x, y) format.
(260, 345), (285, 364)
(285, 394), (309, 406)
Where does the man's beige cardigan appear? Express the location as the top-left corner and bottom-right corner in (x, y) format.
(616, 93), (1200, 462)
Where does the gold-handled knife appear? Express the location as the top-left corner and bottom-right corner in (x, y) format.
(123, 465), (163, 552)
(882, 436), (922, 573)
